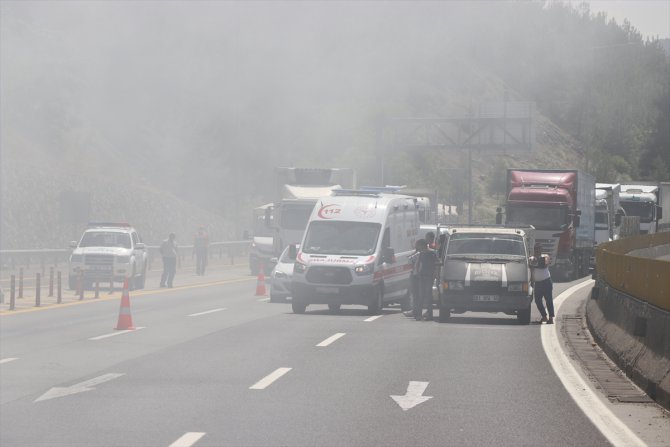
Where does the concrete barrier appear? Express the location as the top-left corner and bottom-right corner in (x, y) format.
(589, 233), (670, 410)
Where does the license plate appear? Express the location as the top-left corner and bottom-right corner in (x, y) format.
(473, 295), (499, 302)
(316, 286), (339, 294)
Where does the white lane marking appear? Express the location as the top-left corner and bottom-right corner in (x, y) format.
(35, 373), (125, 402)
(0, 357), (19, 364)
(169, 432), (206, 447)
(89, 327), (146, 340)
(364, 315), (383, 322)
(257, 297), (270, 302)
(249, 367), (292, 390)
(391, 381), (433, 411)
(543, 279), (646, 447)
(316, 332), (346, 347)
(188, 308), (226, 317)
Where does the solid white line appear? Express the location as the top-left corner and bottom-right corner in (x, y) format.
(316, 332), (346, 347)
(249, 367), (292, 390)
(257, 297), (270, 302)
(169, 432), (206, 447)
(89, 327), (145, 340)
(542, 279), (646, 447)
(0, 357), (18, 365)
(364, 315), (383, 322)
(187, 308), (226, 317)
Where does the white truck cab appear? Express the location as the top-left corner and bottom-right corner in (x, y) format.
(68, 223), (148, 290)
(291, 189), (419, 315)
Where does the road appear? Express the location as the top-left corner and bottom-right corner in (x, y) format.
(1, 265), (668, 446)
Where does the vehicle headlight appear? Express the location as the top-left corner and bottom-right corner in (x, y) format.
(354, 263), (374, 275)
(508, 283), (528, 292)
(446, 281), (465, 290)
(274, 271), (288, 279)
(293, 261), (307, 274)
(70, 254), (83, 263)
(116, 256), (131, 264)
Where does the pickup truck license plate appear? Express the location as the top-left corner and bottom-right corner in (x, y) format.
(316, 286), (339, 294)
(473, 295), (499, 302)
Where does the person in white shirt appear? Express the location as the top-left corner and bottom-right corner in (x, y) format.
(529, 243), (554, 324)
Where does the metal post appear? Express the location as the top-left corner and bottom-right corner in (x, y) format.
(109, 275), (114, 294)
(10, 275), (16, 311)
(57, 271), (62, 304)
(78, 270), (84, 300)
(18, 267), (24, 298)
(35, 273), (41, 307)
(468, 147), (473, 224)
(49, 267), (54, 297)
(95, 280), (100, 299)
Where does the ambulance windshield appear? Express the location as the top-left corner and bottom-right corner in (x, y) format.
(303, 221), (381, 255)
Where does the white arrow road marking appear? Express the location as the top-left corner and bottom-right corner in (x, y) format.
(316, 333), (346, 347)
(364, 315), (383, 322)
(35, 373), (125, 402)
(169, 432), (206, 447)
(257, 297), (270, 302)
(250, 367), (292, 390)
(89, 327), (145, 340)
(188, 308), (226, 317)
(0, 358), (19, 365)
(391, 381), (433, 411)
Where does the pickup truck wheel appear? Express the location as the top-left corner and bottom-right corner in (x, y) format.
(367, 288), (383, 315)
(517, 305), (531, 324)
(292, 300), (307, 314)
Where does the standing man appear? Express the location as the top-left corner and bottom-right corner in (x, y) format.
(530, 243), (554, 324)
(160, 233), (178, 288)
(193, 225), (209, 276)
(414, 239), (438, 321)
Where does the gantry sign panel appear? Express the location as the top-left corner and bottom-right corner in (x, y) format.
(386, 101), (536, 153)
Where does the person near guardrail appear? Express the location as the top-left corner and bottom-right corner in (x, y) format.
(193, 225), (209, 275)
(160, 233), (178, 288)
(530, 243), (554, 324)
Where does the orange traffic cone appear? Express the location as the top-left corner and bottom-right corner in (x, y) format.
(255, 262), (267, 296)
(115, 279), (135, 330)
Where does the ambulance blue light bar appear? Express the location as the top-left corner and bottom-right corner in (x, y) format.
(331, 189), (383, 197)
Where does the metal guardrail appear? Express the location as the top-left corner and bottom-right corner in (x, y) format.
(595, 232), (670, 311)
(0, 241), (251, 274)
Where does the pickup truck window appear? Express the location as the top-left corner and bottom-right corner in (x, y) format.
(79, 232), (132, 249)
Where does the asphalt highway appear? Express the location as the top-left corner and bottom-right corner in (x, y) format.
(1, 265), (668, 446)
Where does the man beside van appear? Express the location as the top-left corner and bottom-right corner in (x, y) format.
(413, 239), (438, 321)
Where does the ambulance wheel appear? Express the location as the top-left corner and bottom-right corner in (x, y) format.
(368, 288), (383, 315)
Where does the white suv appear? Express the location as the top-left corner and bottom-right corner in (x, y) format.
(69, 223), (148, 290)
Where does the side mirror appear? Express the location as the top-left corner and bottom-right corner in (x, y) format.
(495, 207), (503, 225)
(614, 213), (622, 227)
(135, 243), (145, 250)
(382, 247), (395, 264)
(573, 215), (581, 228)
(264, 208), (273, 228)
(270, 257), (278, 264)
(288, 244), (297, 260)
(657, 206), (663, 220)
(69, 241), (78, 249)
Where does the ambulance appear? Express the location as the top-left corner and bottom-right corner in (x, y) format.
(291, 189), (419, 314)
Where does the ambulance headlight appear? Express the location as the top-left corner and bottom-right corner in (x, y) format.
(354, 263), (374, 275)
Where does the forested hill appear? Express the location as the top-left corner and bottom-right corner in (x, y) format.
(1, 1), (668, 248)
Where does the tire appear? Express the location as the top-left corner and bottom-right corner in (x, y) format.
(292, 300), (307, 314)
(517, 304), (531, 324)
(328, 303), (341, 313)
(438, 305), (450, 323)
(367, 288), (383, 315)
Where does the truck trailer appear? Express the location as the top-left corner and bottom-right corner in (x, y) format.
(503, 169), (595, 281)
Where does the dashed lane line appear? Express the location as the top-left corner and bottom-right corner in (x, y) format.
(316, 333), (346, 347)
(364, 315), (383, 322)
(0, 357), (19, 365)
(169, 432), (206, 447)
(543, 279), (646, 447)
(249, 367), (292, 390)
(187, 308), (226, 317)
(89, 327), (146, 341)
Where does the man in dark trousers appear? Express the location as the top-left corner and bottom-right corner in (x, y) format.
(530, 242), (554, 324)
(193, 226), (209, 275)
(160, 232), (178, 288)
(413, 239), (438, 321)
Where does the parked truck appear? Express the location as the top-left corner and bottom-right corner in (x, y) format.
(619, 183), (665, 234)
(271, 167), (354, 257)
(248, 203), (275, 275)
(502, 169), (595, 281)
(594, 183), (624, 245)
